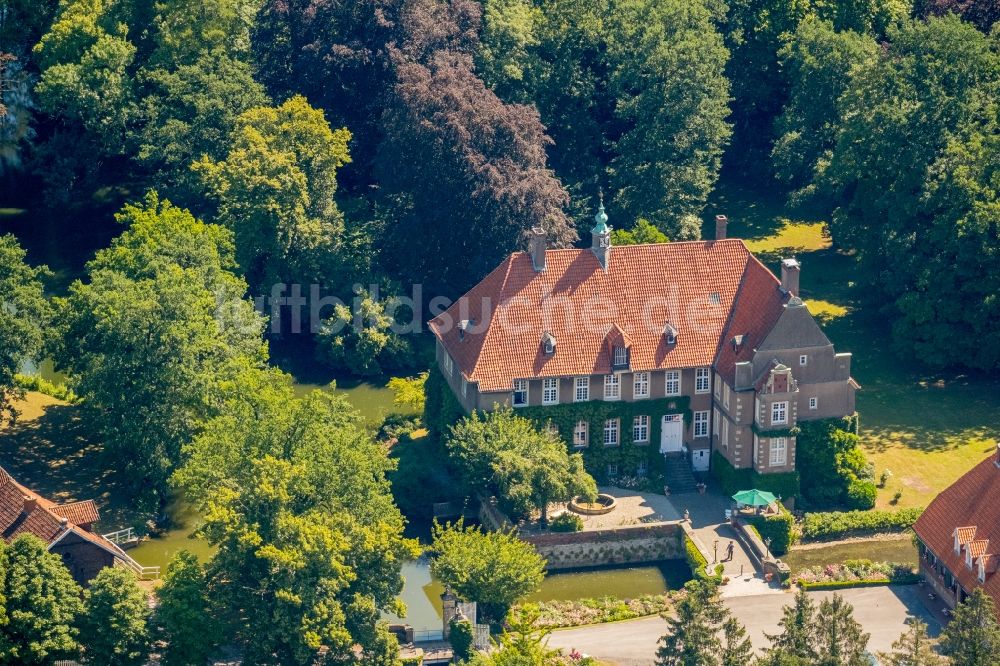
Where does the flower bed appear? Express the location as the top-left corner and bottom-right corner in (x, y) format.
(793, 559), (920, 589)
(509, 593), (672, 629)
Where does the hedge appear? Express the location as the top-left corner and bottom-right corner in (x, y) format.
(684, 533), (723, 582)
(711, 451), (800, 499)
(800, 507), (923, 541)
(449, 618), (474, 660)
(746, 505), (798, 556)
(798, 579), (893, 591)
(423, 366), (465, 439)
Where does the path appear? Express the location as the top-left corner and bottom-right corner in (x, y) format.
(546, 585), (941, 666)
(668, 490), (780, 597)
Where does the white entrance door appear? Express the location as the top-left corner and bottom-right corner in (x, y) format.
(692, 448), (710, 472)
(660, 414), (684, 453)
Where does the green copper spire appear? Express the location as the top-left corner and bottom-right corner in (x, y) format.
(592, 196), (609, 234)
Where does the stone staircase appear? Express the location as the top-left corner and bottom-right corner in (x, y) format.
(663, 452), (699, 494)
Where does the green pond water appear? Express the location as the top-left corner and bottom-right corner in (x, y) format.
(782, 539), (918, 572)
(387, 560), (690, 632)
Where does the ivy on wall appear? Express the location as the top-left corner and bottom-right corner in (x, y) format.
(424, 366), (465, 439)
(518, 397), (692, 483)
(711, 450), (801, 499)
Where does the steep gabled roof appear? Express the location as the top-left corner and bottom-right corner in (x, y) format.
(757, 297), (832, 352)
(0, 467), (121, 559)
(914, 455), (1000, 604)
(430, 240), (779, 392)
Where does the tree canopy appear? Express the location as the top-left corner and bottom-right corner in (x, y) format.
(53, 193), (266, 498)
(430, 520), (545, 621)
(173, 366), (418, 664)
(0, 234), (49, 425)
(446, 408), (597, 522)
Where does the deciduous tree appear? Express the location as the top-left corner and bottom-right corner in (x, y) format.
(823, 15), (1000, 371)
(0, 535), (83, 664)
(608, 0), (731, 239)
(611, 219), (669, 245)
(446, 408), (597, 523)
(174, 366), (418, 664)
(195, 95), (352, 291)
(0, 234), (49, 426)
(155, 551), (219, 666)
(53, 193), (266, 500)
(430, 520), (545, 621)
(79, 567), (151, 666)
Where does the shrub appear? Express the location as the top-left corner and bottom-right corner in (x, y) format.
(683, 533), (722, 582)
(800, 507), (923, 541)
(449, 618), (474, 660)
(746, 504), (797, 556)
(14, 374), (78, 402)
(711, 451), (800, 498)
(846, 479), (877, 509)
(550, 512), (584, 533)
(793, 559), (919, 589)
(509, 594), (673, 629)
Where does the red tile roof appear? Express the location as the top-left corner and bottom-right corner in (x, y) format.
(52, 500), (100, 526)
(914, 454), (1000, 604)
(430, 240), (789, 392)
(0, 467), (120, 557)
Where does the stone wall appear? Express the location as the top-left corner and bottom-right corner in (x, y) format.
(522, 522), (685, 570)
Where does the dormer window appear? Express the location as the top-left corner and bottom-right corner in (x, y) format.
(542, 332), (556, 355)
(458, 320), (471, 340)
(664, 323), (678, 345)
(709, 292), (721, 305)
(613, 346), (628, 368)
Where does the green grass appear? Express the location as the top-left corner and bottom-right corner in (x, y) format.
(707, 178), (1000, 509)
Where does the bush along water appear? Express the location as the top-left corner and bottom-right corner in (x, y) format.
(794, 559), (920, 589)
(800, 507), (923, 541)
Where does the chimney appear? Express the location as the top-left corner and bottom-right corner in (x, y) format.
(780, 258), (800, 296)
(529, 227), (547, 272)
(715, 215), (728, 241)
(591, 200), (611, 272)
(22, 495), (37, 513)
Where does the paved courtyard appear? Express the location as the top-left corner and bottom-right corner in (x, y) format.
(563, 486), (682, 530)
(546, 585), (942, 666)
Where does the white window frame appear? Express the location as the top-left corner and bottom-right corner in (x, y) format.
(607, 462), (619, 478)
(613, 346), (628, 367)
(633, 415), (649, 443)
(443, 353), (454, 376)
(633, 372), (650, 399)
(809, 397), (818, 410)
(573, 421), (589, 448)
(604, 374), (621, 400)
(512, 379), (528, 407)
(665, 370), (681, 396)
(546, 422), (559, 436)
(694, 410), (709, 438)
(461, 377), (468, 399)
(771, 401), (788, 425)
(722, 418), (729, 449)
(714, 374), (721, 398)
(799, 354), (808, 366)
(695, 367), (710, 394)
(637, 459), (648, 476)
(603, 418), (619, 446)
(542, 378), (559, 405)
(574, 376), (590, 402)
(769, 437), (787, 466)
(723, 383), (731, 410)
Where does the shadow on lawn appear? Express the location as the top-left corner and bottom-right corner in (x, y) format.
(0, 401), (143, 530)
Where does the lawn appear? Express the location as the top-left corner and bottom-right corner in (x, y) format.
(0, 392), (147, 531)
(707, 179), (1000, 509)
